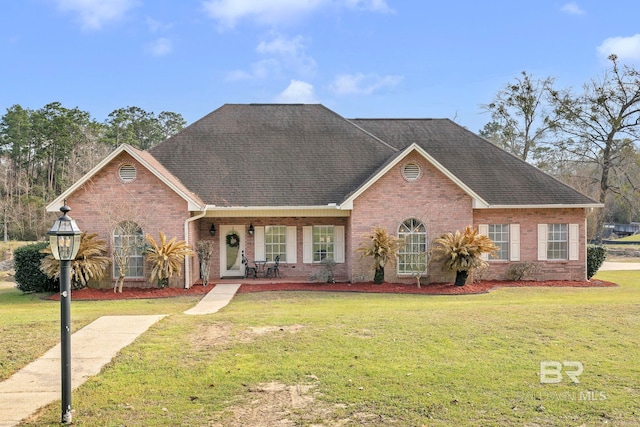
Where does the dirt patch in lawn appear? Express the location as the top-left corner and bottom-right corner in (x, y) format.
(192, 322), (305, 349)
(46, 279), (617, 301)
(210, 380), (395, 427)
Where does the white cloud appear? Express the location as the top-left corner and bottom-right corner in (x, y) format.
(146, 37), (172, 56)
(146, 17), (173, 33)
(54, 0), (139, 30)
(202, 0), (392, 29)
(202, 0), (325, 29)
(560, 2), (585, 15)
(275, 80), (318, 103)
(227, 58), (280, 81)
(597, 34), (640, 62)
(344, 0), (393, 13)
(329, 73), (403, 95)
(227, 34), (316, 81)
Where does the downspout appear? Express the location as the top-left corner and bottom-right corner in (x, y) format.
(184, 209), (207, 289)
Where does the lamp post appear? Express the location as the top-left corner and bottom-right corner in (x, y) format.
(47, 202), (82, 424)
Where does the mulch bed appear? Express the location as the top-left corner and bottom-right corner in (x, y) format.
(47, 279), (618, 301)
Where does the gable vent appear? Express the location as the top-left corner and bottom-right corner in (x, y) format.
(402, 163), (421, 182)
(118, 164), (137, 182)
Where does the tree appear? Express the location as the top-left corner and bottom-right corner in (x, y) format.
(549, 55), (640, 232)
(356, 226), (404, 284)
(104, 107), (185, 150)
(430, 226), (498, 286)
(480, 71), (557, 164)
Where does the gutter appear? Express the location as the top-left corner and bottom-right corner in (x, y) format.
(183, 209), (207, 289)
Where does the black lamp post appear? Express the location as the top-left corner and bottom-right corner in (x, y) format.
(47, 203), (82, 424)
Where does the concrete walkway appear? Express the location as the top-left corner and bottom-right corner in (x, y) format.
(600, 261), (640, 271)
(184, 283), (241, 315)
(0, 283), (240, 427)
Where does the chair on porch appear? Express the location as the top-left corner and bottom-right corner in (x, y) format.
(266, 255), (280, 278)
(242, 252), (257, 278)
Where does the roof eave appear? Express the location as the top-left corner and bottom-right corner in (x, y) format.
(479, 203), (605, 209)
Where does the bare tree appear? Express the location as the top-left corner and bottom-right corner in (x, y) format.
(481, 71), (558, 164)
(549, 55), (640, 232)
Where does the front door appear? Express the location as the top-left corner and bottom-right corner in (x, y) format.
(220, 225), (245, 277)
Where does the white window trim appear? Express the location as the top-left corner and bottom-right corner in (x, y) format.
(538, 223), (579, 261)
(479, 223), (519, 261)
(255, 225), (297, 263)
(302, 225), (345, 263)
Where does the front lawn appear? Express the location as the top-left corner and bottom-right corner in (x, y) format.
(5, 271), (640, 426)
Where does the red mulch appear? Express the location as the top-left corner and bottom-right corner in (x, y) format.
(47, 279), (617, 301)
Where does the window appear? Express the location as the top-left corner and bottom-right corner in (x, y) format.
(265, 225), (287, 262)
(547, 224), (568, 260)
(113, 221), (144, 278)
(313, 226), (334, 262)
(397, 218), (427, 274)
(488, 224), (509, 260)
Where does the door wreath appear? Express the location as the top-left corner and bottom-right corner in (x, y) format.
(226, 231), (240, 248)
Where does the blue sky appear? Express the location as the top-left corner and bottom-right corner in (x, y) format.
(2, 0), (640, 133)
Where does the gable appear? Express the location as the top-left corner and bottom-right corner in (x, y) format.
(46, 144), (204, 212)
(350, 118), (601, 207)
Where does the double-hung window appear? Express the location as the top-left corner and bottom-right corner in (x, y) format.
(547, 223), (568, 260)
(264, 225), (287, 262)
(313, 225), (334, 262)
(488, 224), (509, 260)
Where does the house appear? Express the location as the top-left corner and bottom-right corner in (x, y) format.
(46, 104), (602, 288)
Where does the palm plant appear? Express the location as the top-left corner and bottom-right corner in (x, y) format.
(145, 231), (194, 288)
(356, 226), (404, 284)
(430, 226), (498, 286)
(40, 232), (110, 289)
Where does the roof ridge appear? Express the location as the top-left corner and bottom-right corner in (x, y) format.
(344, 118), (399, 152)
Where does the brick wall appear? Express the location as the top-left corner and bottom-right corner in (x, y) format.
(65, 152), (191, 288)
(350, 152), (473, 284)
(473, 208), (587, 281)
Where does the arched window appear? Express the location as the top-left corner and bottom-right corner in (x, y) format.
(113, 221), (144, 278)
(397, 218), (427, 275)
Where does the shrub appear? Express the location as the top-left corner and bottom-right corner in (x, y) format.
(587, 245), (607, 279)
(505, 262), (543, 281)
(309, 258), (336, 283)
(15, 242), (58, 293)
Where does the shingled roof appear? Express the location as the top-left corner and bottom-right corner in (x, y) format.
(148, 104), (598, 208)
(350, 118), (598, 206)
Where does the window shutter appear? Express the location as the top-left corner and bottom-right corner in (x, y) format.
(286, 226), (297, 263)
(334, 226), (345, 263)
(254, 226), (265, 261)
(510, 224), (520, 261)
(569, 223), (579, 260)
(538, 224), (548, 261)
(303, 226), (313, 263)
(478, 224), (489, 261)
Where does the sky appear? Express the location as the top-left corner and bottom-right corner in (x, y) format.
(2, 0), (640, 133)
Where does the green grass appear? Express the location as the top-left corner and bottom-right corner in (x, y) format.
(3, 271), (640, 426)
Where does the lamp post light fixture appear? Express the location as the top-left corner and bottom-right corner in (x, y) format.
(47, 202), (82, 424)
